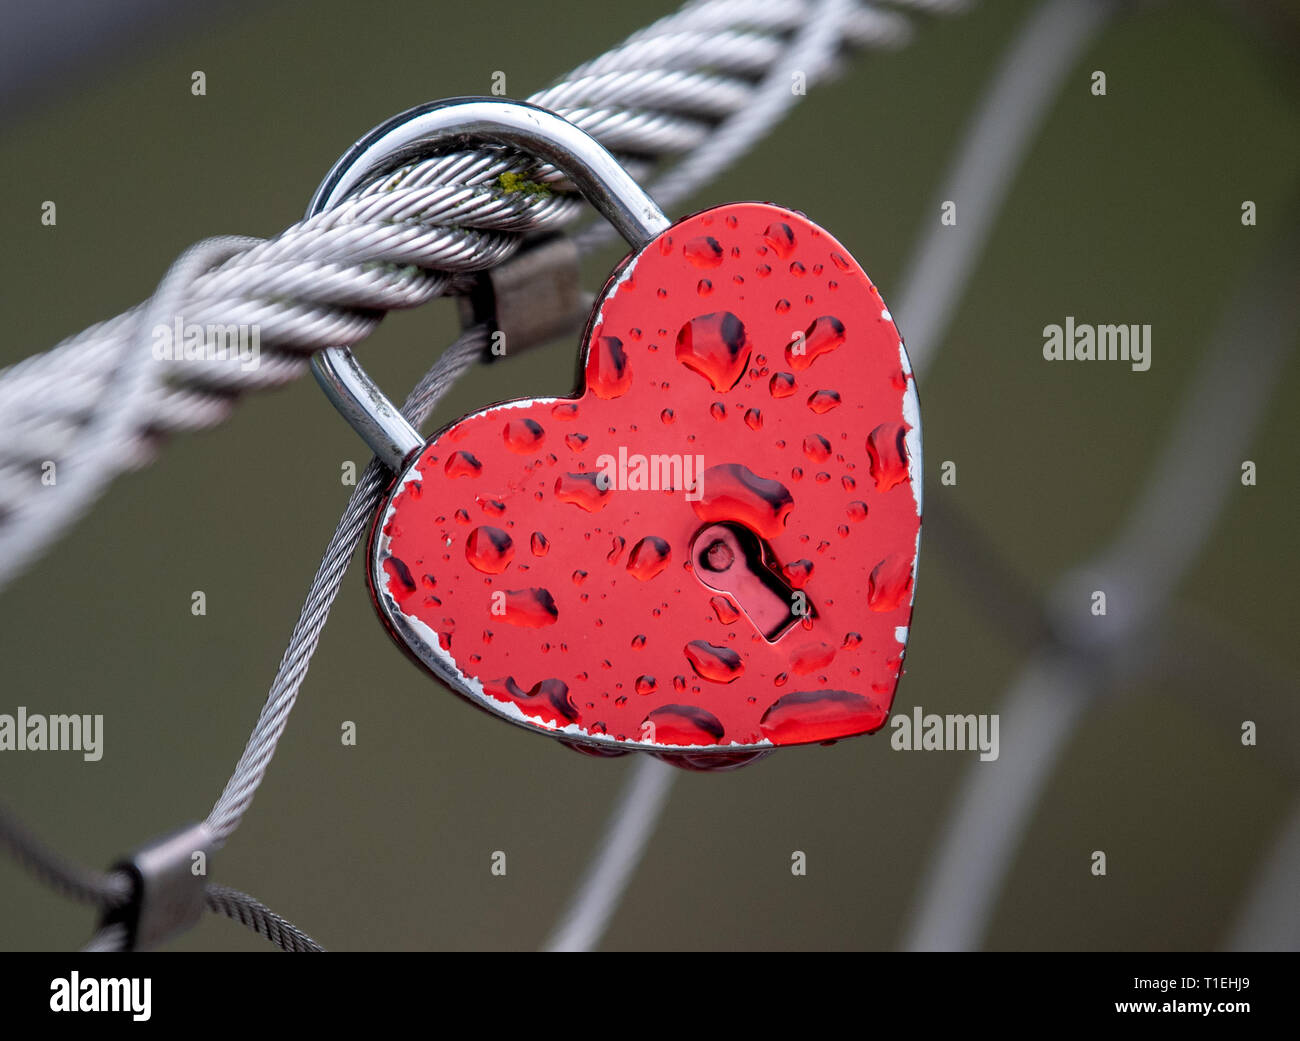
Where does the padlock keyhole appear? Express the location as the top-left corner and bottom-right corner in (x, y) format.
(691, 522), (807, 642)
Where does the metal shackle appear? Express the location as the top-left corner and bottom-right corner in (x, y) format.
(306, 97), (671, 470)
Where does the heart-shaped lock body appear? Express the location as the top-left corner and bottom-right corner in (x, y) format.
(369, 202), (921, 769)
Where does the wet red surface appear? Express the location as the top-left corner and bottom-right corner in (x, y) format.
(370, 202), (921, 767)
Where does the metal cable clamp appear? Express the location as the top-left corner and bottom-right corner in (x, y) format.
(457, 232), (594, 362)
(98, 822), (213, 951)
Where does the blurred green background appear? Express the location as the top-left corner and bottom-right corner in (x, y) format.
(0, 0), (1296, 950)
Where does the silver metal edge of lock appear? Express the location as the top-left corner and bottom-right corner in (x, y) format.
(306, 96), (672, 472)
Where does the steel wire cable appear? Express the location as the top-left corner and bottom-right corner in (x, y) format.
(204, 325), (489, 845)
(204, 884), (326, 953)
(0, 804), (132, 910)
(1, 803), (320, 951)
(0, 0), (966, 595)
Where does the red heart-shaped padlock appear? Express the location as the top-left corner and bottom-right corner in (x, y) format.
(369, 202), (921, 770)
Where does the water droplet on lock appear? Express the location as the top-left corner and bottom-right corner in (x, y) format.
(867, 422), (910, 492)
(775, 298), (791, 314)
(691, 463), (794, 539)
(684, 235), (724, 268)
(802, 434), (831, 461)
(445, 451), (482, 478)
(807, 390), (841, 414)
(607, 535), (626, 564)
(627, 536), (671, 581)
(868, 553), (914, 612)
(572, 569), (588, 585)
(466, 526), (514, 574)
(830, 252), (853, 271)
(635, 675), (657, 695)
(503, 417), (545, 453)
(589, 335), (632, 399)
(501, 587), (559, 628)
(555, 472), (612, 512)
(383, 556), (417, 600)
(683, 640), (744, 683)
(790, 641), (835, 675)
(673, 675), (687, 692)
(697, 278), (713, 296)
(769, 372), (796, 398)
(744, 408), (763, 430)
(631, 634), (647, 649)
(709, 595), (739, 623)
(552, 402), (579, 420)
(785, 316), (845, 371)
(564, 432), (589, 452)
(710, 402), (727, 421)
(759, 690), (882, 743)
(763, 221), (796, 259)
(847, 501), (868, 523)
(789, 261), (807, 277)
(676, 312), (751, 392)
(842, 631), (862, 648)
(642, 704), (725, 746)
(530, 532), (550, 556)
(660, 408), (674, 424)
(485, 676), (578, 726)
(782, 559), (813, 588)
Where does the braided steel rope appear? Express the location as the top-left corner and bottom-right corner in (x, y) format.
(204, 325), (489, 845)
(204, 884), (326, 952)
(0, 0), (966, 594)
(0, 804), (132, 910)
(1, 803), (321, 951)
